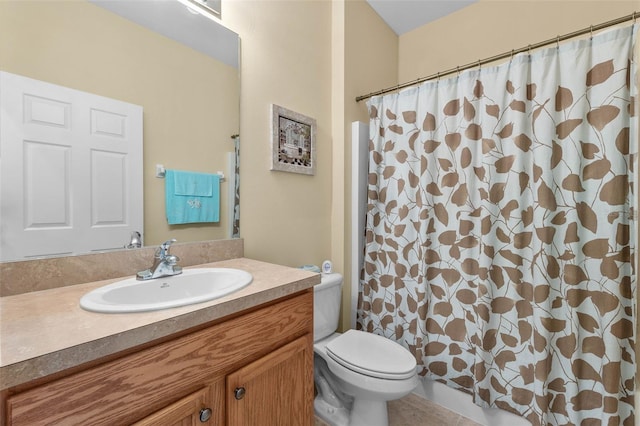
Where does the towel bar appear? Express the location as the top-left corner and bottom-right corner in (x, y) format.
(155, 164), (225, 181)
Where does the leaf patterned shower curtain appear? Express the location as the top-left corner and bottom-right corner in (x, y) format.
(357, 25), (638, 426)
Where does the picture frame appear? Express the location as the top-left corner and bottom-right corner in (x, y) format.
(270, 104), (316, 175)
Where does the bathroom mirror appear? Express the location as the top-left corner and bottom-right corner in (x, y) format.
(0, 0), (240, 261)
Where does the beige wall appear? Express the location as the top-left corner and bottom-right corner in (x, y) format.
(222, 1), (333, 268)
(331, 0), (348, 327)
(0, 1), (239, 247)
(341, 0), (398, 329)
(223, 0), (397, 330)
(399, 0), (639, 81)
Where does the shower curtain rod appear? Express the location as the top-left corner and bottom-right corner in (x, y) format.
(355, 11), (638, 102)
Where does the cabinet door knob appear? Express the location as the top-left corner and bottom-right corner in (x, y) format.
(234, 387), (246, 400)
(199, 407), (212, 422)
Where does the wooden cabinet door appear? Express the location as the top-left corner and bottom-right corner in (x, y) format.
(133, 383), (223, 426)
(226, 335), (313, 426)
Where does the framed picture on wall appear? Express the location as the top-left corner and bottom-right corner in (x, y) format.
(270, 104), (316, 175)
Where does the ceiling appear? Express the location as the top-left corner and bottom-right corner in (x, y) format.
(366, 0), (478, 35)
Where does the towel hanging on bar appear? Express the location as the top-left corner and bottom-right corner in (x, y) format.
(165, 169), (220, 224)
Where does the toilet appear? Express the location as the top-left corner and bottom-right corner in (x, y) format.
(313, 273), (418, 426)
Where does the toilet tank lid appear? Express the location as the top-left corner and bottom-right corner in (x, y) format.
(326, 329), (416, 380)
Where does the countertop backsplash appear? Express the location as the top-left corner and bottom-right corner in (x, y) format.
(0, 239), (244, 297)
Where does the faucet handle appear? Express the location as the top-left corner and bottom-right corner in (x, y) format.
(156, 239), (177, 258)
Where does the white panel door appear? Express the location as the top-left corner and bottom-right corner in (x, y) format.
(0, 71), (143, 261)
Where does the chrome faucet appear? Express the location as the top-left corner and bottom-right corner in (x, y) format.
(136, 239), (183, 280)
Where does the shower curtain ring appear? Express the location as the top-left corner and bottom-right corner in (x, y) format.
(556, 35), (560, 49)
(633, 11), (637, 23)
(590, 25), (594, 39)
(456, 65), (460, 76)
(510, 49), (514, 62)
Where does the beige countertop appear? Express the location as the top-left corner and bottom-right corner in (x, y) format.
(0, 257), (320, 390)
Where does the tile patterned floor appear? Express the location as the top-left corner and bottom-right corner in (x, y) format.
(314, 393), (483, 426)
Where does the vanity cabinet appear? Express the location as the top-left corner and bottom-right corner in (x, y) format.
(2, 290), (314, 426)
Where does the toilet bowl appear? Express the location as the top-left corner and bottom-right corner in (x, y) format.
(313, 273), (418, 426)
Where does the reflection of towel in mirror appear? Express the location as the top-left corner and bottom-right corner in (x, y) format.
(165, 169), (220, 224)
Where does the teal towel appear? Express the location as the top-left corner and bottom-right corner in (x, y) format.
(165, 169), (220, 224)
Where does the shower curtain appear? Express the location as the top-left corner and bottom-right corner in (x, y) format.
(357, 25), (637, 426)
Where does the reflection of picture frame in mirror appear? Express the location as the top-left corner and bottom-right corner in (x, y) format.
(270, 104), (316, 176)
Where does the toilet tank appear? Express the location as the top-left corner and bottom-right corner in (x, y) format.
(313, 273), (343, 341)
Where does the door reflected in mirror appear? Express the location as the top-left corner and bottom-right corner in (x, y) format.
(0, 0), (240, 261)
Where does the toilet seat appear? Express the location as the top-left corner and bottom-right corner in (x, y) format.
(325, 330), (416, 380)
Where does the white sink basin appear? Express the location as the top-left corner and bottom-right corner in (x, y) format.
(80, 268), (253, 313)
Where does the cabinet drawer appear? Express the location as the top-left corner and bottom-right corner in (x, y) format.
(133, 382), (223, 426)
(5, 291), (312, 426)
